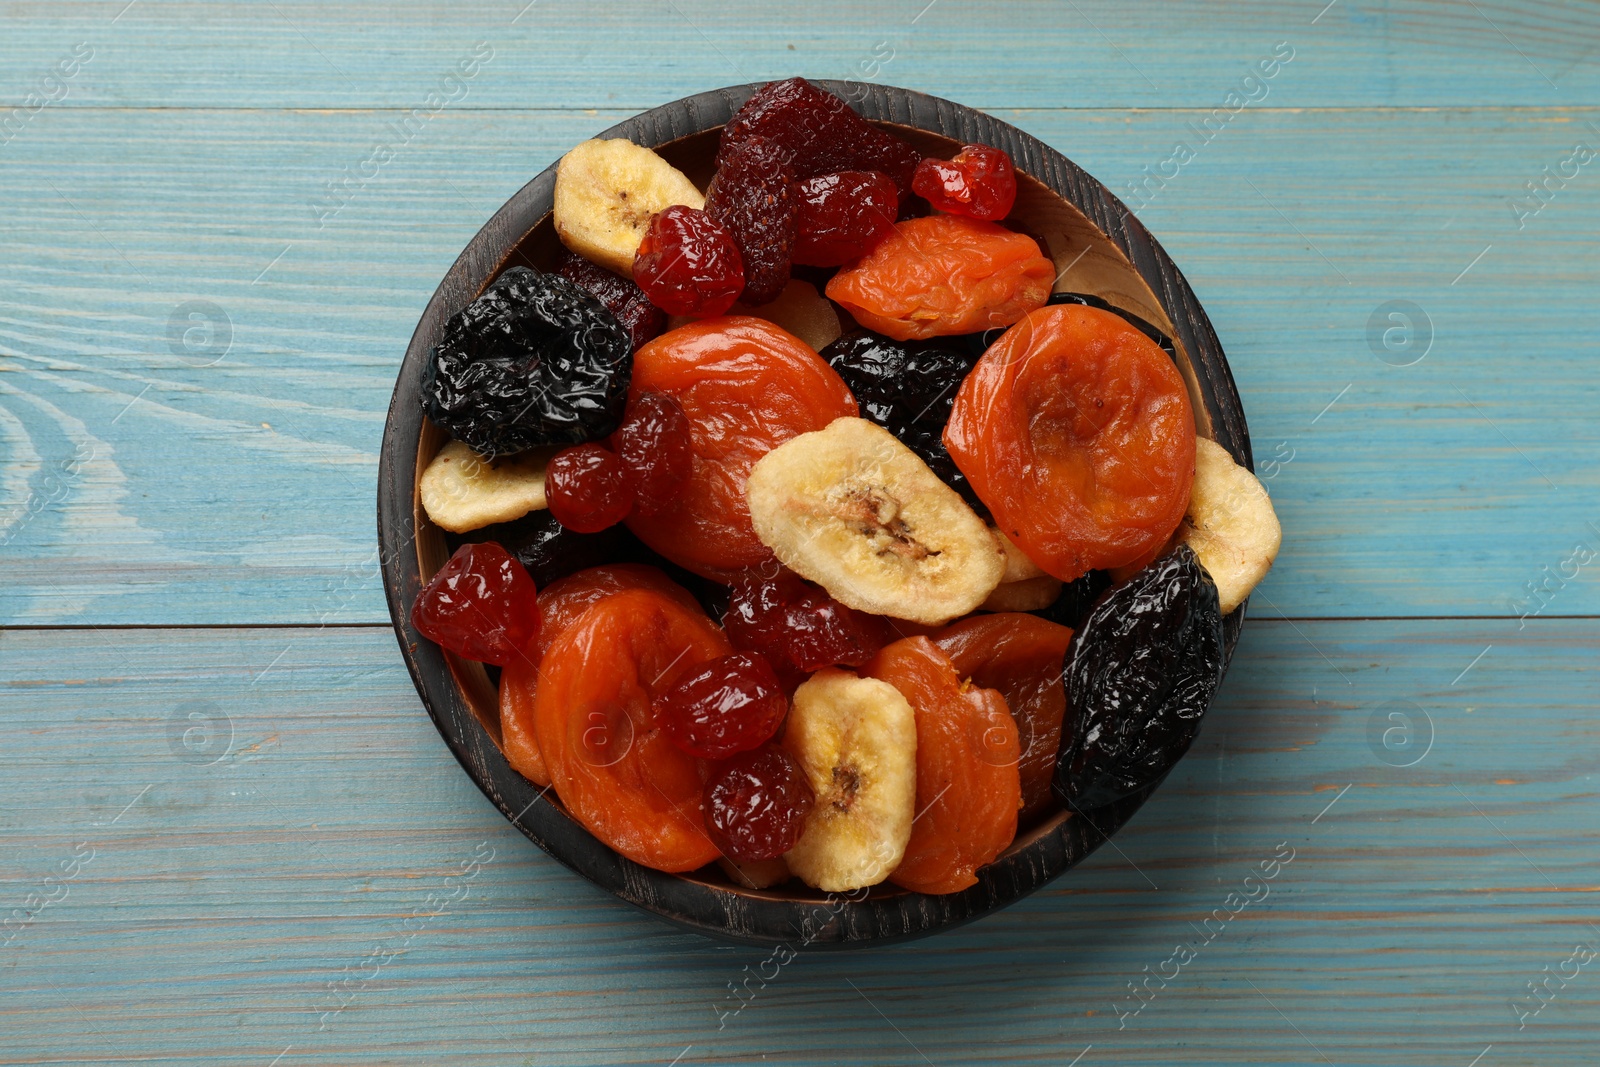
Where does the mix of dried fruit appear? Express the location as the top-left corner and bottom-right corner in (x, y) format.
(411, 78), (1284, 894)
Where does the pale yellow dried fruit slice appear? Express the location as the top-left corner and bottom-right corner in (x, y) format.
(783, 668), (917, 893)
(419, 440), (556, 534)
(554, 138), (704, 277)
(995, 526), (1049, 583)
(746, 417), (1005, 625)
(1178, 436), (1282, 614)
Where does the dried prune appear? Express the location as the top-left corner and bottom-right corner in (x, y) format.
(421, 267), (632, 458)
(718, 78), (921, 201)
(1053, 546), (1225, 812)
(1032, 569), (1112, 633)
(820, 330), (980, 507)
(464, 507), (641, 588)
(705, 135), (796, 306)
(793, 170), (898, 267)
(555, 250), (665, 351)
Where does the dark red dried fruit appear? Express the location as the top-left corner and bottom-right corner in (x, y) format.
(554, 250), (665, 351)
(703, 745), (815, 861)
(656, 651), (787, 760)
(411, 542), (540, 665)
(613, 391), (693, 518)
(705, 136), (796, 307)
(546, 443), (632, 533)
(912, 143), (1017, 221)
(633, 205), (745, 318)
(717, 77), (921, 202)
(724, 568), (892, 677)
(793, 170), (898, 267)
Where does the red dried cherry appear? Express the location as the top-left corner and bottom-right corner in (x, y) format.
(545, 443), (632, 533)
(912, 144), (1017, 221)
(655, 651), (787, 760)
(411, 542), (540, 665)
(633, 205), (745, 318)
(613, 391), (693, 517)
(793, 170), (898, 267)
(703, 745), (815, 861)
(724, 569), (892, 675)
(705, 135), (796, 306)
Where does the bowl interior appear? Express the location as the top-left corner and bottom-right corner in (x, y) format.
(382, 82), (1247, 946)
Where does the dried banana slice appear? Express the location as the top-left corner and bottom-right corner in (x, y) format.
(419, 440), (555, 534)
(981, 527), (1063, 610)
(746, 417), (1005, 625)
(783, 668), (917, 893)
(1178, 436), (1282, 614)
(554, 138), (705, 277)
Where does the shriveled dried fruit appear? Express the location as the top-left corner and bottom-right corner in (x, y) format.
(656, 651), (788, 760)
(555, 250), (665, 351)
(1054, 545), (1225, 812)
(411, 542), (540, 666)
(421, 267), (632, 458)
(912, 144), (1017, 221)
(793, 170), (899, 267)
(633, 205), (745, 318)
(703, 745), (815, 862)
(465, 507), (640, 589)
(825, 215), (1053, 341)
(545, 443), (633, 533)
(718, 77), (921, 201)
(705, 135), (796, 307)
(723, 567), (892, 679)
(613, 391), (693, 518)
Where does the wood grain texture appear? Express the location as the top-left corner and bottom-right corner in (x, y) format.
(1, 622), (1594, 1064)
(4, 104), (1599, 624)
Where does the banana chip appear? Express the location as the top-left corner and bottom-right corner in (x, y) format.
(554, 138), (705, 277)
(1179, 436), (1281, 614)
(419, 440), (555, 534)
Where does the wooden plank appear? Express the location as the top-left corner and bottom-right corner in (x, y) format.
(2, 0), (1598, 110)
(4, 105), (1597, 625)
(1, 620), (1594, 1064)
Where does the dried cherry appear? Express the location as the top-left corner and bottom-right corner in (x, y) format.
(793, 170), (898, 267)
(656, 651), (787, 760)
(944, 303), (1196, 581)
(1054, 546), (1225, 812)
(555, 250), (665, 351)
(545, 443), (633, 532)
(723, 568), (892, 679)
(422, 267), (632, 458)
(703, 745), (814, 862)
(705, 135), (796, 306)
(633, 205), (745, 318)
(624, 317), (857, 581)
(613, 391), (693, 518)
(411, 542), (540, 666)
(825, 215), (1053, 341)
(912, 144), (1017, 221)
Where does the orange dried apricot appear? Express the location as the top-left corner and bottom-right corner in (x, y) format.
(944, 303), (1196, 581)
(625, 317), (857, 581)
(864, 636), (1020, 895)
(824, 215), (1053, 341)
(532, 586), (731, 872)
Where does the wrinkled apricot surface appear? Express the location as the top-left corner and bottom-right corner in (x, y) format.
(532, 587), (731, 872)
(498, 564), (699, 788)
(945, 304), (1196, 581)
(625, 317), (857, 580)
(825, 215), (1053, 341)
(864, 636), (1020, 895)
(932, 612), (1074, 819)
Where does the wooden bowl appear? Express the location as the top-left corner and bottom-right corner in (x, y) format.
(378, 81), (1250, 948)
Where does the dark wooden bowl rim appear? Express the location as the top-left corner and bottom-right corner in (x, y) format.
(377, 81), (1250, 948)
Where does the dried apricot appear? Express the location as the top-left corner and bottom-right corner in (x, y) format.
(863, 636), (1020, 895)
(931, 612), (1073, 819)
(944, 304), (1196, 581)
(624, 317), (857, 580)
(825, 215), (1053, 341)
(533, 586), (731, 872)
(498, 564), (700, 790)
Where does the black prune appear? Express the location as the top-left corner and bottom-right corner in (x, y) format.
(1053, 545), (1225, 812)
(1033, 569), (1112, 633)
(459, 507), (640, 589)
(554, 251), (665, 352)
(819, 330), (981, 509)
(421, 266), (631, 459)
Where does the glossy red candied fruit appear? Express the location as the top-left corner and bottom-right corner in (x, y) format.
(545, 443), (633, 533)
(633, 205), (745, 318)
(411, 541), (540, 666)
(912, 143), (1018, 221)
(724, 568), (893, 677)
(655, 651), (788, 760)
(703, 745), (815, 861)
(612, 391), (693, 518)
(554, 250), (665, 351)
(792, 170), (899, 267)
(705, 135), (796, 307)
(717, 77), (921, 202)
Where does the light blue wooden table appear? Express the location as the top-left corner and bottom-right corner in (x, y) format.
(3, 2), (1597, 1064)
